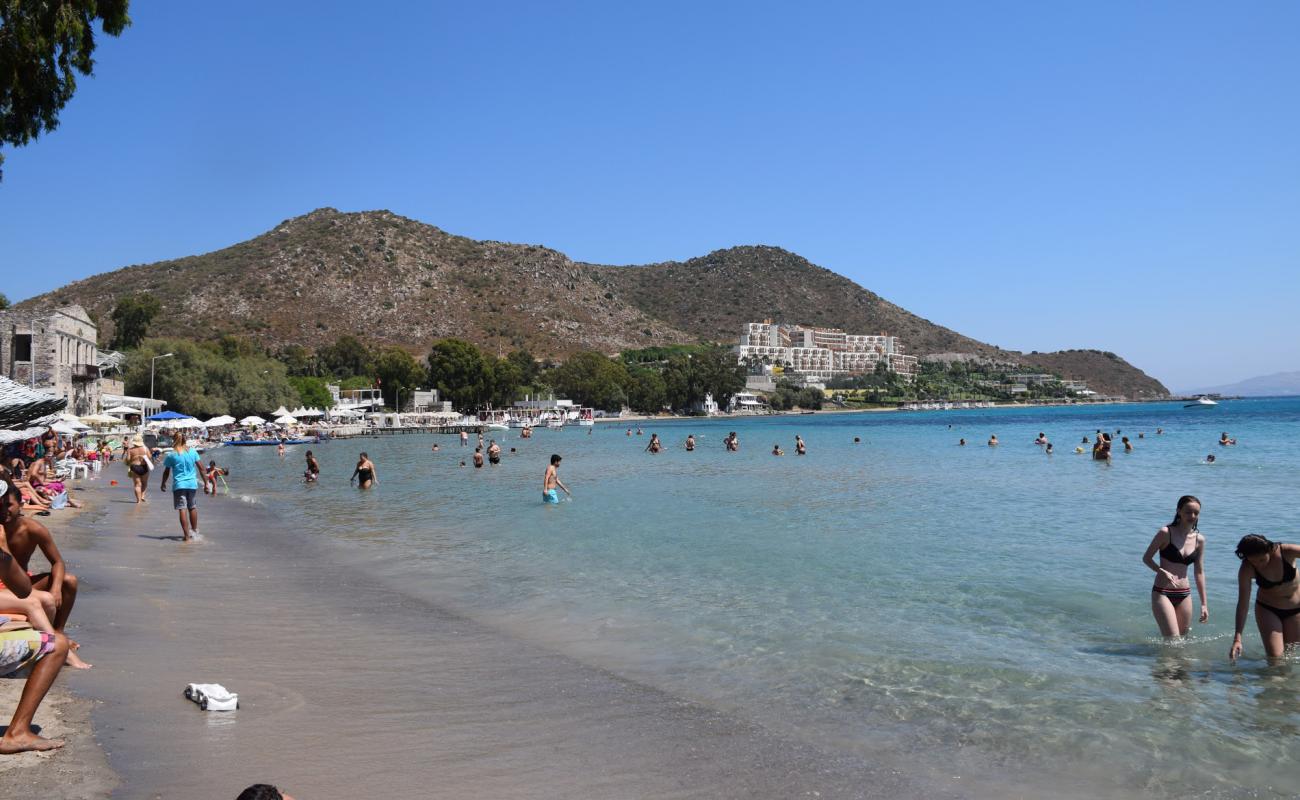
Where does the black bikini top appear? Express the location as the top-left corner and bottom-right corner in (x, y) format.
(1254, 554), (1297, 589)
(1160, 531), (1200, 566)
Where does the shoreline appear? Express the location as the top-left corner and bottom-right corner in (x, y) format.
(41, 483), (961, 799)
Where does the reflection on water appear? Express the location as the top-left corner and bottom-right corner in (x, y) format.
(214, 398), (1300, 798)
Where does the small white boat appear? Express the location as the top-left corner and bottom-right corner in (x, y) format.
(576, 407), (595, 426)
(1184, 397), (1218, 408)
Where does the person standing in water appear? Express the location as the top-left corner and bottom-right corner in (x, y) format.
(487, 440), (501, 465)
(124, 434), (152, 503)
(1230, 534), (1300, 660)
(304, 450), (320, 483)
(645, 433), (661, 454)
(795, 435), (806, 455)
(1142, 495), (1207, 638)
(460, 430), (469, 447)
(350, 452), (377, 489)
(542, 454), (570, 504)
(159, 432), (202, 541)
(685, 434), (695, 451)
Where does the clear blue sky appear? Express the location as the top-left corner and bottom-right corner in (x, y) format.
(2, 1), (1297, 390)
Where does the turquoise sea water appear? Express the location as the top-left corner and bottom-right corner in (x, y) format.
(217, 398), (1300, 798)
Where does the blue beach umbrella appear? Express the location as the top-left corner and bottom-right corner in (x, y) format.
(146, 410), (194, 421)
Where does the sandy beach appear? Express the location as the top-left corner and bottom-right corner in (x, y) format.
(5, 482), (960, 800)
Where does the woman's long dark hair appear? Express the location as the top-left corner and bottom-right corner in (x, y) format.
(1170, 495), (1201, 528)
(1235, 534), (1275, 560)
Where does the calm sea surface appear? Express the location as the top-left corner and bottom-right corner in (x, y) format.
(216, 398), (1300, 798)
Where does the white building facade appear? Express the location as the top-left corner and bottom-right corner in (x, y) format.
(736, 321), (919, 381)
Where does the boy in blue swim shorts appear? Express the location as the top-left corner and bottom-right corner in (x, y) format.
(542, 454), (570, 504)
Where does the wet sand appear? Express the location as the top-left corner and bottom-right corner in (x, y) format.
(41, 484), (965, 799)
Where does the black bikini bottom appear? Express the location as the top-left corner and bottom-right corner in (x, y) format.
(1152, 586), (1191, 606)
(1256, 600), (1300, 621)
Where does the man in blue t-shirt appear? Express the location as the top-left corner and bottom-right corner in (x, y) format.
(159, 432), (202, 542)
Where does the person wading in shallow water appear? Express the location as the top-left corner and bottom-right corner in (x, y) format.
(350, 452), (377, 489)
(542, 454), (570, 504)
(159, 432), (202, 541)
(1230, 533), (1300, 661)
(1142, 495), (1207, 639)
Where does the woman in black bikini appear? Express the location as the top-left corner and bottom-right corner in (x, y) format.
(124, 435), (153, 504)
(1230, 534), (1300, 660)
(1141, 495), (1207, 638)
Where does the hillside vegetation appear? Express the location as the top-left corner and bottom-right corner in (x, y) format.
(17, 208), (1169, 398)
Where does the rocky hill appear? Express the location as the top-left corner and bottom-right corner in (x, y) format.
(18, 208), (1169, 397)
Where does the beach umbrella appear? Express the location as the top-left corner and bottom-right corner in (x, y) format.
(274, 414), (298, 425)
(103, 405), (142, 416)
(205, 415), (236, 426)
(270, 405), (292, 418)
(0, 375), (67, 431)
(51, 420), (85, 435)
(238, 415), (267, 426)
(147, 410), (193, 421)
(295, 408), (324, 418)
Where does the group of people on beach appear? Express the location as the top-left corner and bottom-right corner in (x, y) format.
(0, 430), (95, 754)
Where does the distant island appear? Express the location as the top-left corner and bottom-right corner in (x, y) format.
(1180, 370), (1300, 397)
(16, 208), (1169, 399)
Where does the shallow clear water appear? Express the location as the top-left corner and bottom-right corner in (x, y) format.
(216, 398), (1300, 798)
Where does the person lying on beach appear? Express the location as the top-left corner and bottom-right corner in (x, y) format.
(350, 453), (377, 488)
(1219, 432), (1236, 446)
(0, 487), (90, 668)
(1230, 534), (1300, 661)
(304, 451), (320, 482)
(0, 479), (72, 754)
(542, 454), (570, 504)
(1142, 495), (1207, 639)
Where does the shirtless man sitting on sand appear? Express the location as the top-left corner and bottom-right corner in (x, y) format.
(0, 485), (90, 669)
(0, 479), (72, 754)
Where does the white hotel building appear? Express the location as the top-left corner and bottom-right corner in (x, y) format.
(735, 321), (919, 380)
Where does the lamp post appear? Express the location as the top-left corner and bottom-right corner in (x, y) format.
(150, 352), (174, 409)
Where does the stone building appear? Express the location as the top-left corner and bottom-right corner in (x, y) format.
(0, 304), (112, 415)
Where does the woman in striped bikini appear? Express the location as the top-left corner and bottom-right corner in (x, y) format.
(1142, 495), (1207, 638)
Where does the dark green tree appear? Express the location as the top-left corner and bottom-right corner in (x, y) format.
(426, 338), (492, 411)
(0, 292), (9, 310)
(123, 338), (297, 418)
(0, 0), (131, 179)
(277, 344), (325, 377)
(320, 334), (372, 379)
(505, 349), (540, 386)
(549, 352), (629, 411)
(288, 376), (333, 409)
(625, 366), (667, 414)
(374, 346), (426, 410)
(488, 357), (524, 408)
(109, 292), (160, 349)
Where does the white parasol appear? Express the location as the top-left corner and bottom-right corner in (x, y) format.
(205, 415), (237, 426)
(274, 414), (299, 425)
(239, 415), (267, 426)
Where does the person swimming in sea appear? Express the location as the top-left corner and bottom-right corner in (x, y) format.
(1230, 534), (1300, 661)
(431, 443), (440, 452)
(1205, 454), (1216, 464)
(349, 452), (377, 489)
(1219, 432), (1236, 446)
(1035, 432), (1047, 445)
(987, 434), (998, 446)
(1122, 436), (1133, 452)
(1045, 443), (1053, 455)
(772, 443), (784, 456)
(959, 438), (966, 446)
(1142, 495), (1207, 638)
